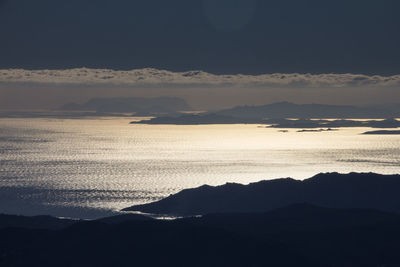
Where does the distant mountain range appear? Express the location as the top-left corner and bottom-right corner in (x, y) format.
(59, 97), (192, 115)
(124, 172), (400, 216)
(216, 102), (400, 119)
(131, 102), (400, 125)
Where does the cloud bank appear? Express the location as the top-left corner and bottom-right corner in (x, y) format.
(1, 68), (400, 88)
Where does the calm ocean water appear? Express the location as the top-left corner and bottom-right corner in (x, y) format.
(1, 117), (400, 219)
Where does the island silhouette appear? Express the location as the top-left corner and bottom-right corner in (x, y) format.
(363, 130), (400, 135)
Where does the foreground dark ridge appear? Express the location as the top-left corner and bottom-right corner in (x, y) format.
(0, 213), (153, 230)
(2, 204), (400, 267)
(124, 172), (400, 216)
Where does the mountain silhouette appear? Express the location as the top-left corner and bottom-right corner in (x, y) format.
(124, 172), (400, 216)
(216, 102), (400, 119)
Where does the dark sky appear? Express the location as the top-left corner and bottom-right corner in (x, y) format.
(1, 0), (400, 74)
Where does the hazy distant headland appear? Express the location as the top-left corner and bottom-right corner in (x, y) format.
(0, 110), (136, 119)
(0, 97), (193, 118)
(60, 97), (192, 115)
(216, 102), (400, 119)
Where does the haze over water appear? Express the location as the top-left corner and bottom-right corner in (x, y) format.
(1, 117), (400, 219)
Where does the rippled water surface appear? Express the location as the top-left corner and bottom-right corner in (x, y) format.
(1, 118), (400, 218)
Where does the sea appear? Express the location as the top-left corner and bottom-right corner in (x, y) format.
(1, 117), (400, 219)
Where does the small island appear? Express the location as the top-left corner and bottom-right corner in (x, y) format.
(363, 130), (400, 135)
(297, 128), (338, 133)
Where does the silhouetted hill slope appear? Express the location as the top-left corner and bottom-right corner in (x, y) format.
(59, 97), (191, 114)
(182, 205), (400, 267)
(0, 219), (305, 267)
(216, 102), (399, 119)
(0, 214), (75, 230)
(0, 213), (154, 230)
(2, 205), (400, 266)
(95, 214), (154, 224)
(124, 172), (400, 216)
(183, 203), (400, 234)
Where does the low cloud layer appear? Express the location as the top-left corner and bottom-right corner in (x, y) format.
(1, 68), (400, 110)
(1, 68), (400, 88)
